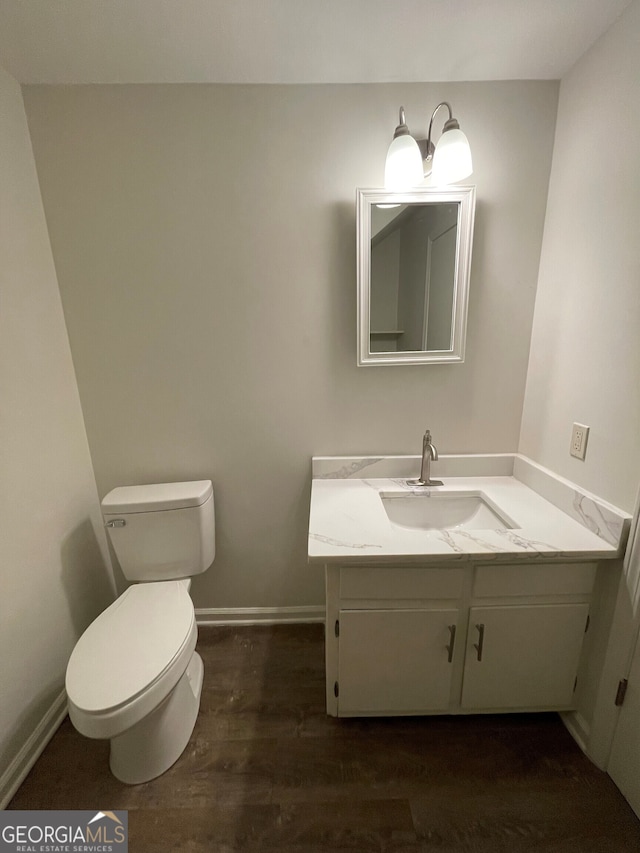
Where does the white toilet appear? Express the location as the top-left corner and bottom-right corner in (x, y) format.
(65, 480), (215, 784)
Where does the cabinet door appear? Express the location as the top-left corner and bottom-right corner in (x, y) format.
(461, 603), (589, 711)
(337, 608), (459, 715)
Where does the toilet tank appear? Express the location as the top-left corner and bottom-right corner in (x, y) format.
(102, 480), (215, 582)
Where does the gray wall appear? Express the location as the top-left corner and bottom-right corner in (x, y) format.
(397, 213), (428, 352)
(370, 227), (400, 348)
(518, 0), (640, 751)
(520, 0), (640, 514)
(0, 66), (114, 787)
(23, 81), (558, 609)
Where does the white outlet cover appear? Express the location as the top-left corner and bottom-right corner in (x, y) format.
(570, 423), (590, 460)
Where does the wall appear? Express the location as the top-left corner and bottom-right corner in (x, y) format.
(398, 213), (428, 351)
(22, 81), (558, 610)
(518, 0), (640, 767)
(0, 66), (114, 798)
(370, 227), (400, 349)
(519, 0), (640, 514)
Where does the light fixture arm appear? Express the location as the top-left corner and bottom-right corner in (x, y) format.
(419, 101), (459, 164)
(392, 106), (412, 139)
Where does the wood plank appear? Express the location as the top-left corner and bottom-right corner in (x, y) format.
(8, 624), (640, 852)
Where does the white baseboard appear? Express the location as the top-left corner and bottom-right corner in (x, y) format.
(560, 710), (591, 760)
(196, 605), (325, 626)
(0, 690), (68, 810)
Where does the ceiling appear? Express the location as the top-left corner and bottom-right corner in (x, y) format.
(0, 0), (632, 85)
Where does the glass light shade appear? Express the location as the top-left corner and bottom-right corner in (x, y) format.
(384, 134), (424, 191)
(431, 128), (473, 186)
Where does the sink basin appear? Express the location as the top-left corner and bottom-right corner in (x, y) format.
(380, 491), (516, 531)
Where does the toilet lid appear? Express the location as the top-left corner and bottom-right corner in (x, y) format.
(66, 581), (195, 713)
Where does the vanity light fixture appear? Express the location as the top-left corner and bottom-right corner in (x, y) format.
(384, 103), (473, 191)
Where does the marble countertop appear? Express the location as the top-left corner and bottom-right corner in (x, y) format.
(308, 468), (629, 565)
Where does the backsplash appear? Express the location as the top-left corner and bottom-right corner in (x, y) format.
(513, 456), (630, 548)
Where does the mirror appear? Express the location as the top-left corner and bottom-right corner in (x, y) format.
(357, 186), (475, 365)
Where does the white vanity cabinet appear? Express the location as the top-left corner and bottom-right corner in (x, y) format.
(325, 562), (596, 717)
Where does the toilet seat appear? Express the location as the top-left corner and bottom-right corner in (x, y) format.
(66, 581), (197, 740)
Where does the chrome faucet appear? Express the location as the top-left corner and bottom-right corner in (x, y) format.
(407, 429), (443, 487)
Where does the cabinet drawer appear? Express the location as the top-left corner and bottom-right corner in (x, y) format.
(340, 566), (465, 600)
(473, 563), (596, 598)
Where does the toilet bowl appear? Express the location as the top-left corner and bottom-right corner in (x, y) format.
(65, 480), (215, 784)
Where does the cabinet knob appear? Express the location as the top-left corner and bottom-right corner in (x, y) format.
(474, 623), (485, 661)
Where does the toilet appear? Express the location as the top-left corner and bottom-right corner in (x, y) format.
(65, 480), (215, 784)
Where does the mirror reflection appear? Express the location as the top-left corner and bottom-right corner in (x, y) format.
(370, 202), (458, 353)
(357, 187), (475, 366)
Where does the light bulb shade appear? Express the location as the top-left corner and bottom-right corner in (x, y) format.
(384, 134), (424, 191)
(431, 128), (473, 186)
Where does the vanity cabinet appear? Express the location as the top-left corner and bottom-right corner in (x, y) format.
(325, 562), (596, 717)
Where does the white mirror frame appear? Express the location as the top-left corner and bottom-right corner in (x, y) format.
(357, 185), (476, 366)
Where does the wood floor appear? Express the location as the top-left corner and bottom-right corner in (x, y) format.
(9, 624), (640, 851)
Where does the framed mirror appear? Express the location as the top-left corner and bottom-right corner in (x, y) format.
(357, 186), (475, 366)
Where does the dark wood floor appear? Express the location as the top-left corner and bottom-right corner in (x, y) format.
(9, 624), (640, 851)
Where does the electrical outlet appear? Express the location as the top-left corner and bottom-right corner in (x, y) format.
(570, 423), (590, 460)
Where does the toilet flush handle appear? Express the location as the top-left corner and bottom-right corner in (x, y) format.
(105, 519), (126, 528)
